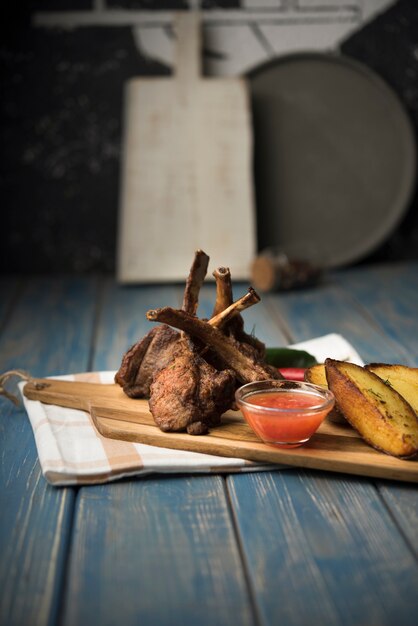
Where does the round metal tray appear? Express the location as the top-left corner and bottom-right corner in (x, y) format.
(248, 52), (416, 268)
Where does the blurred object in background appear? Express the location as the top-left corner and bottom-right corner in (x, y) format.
(249, 51), (416, 271)
(251, 248), (322, 292)
(341, 0), (418, 264)
(1, 1), (417, 275)
(116, 12), (255, 283)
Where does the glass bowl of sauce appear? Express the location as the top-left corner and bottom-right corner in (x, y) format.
(235, 380), (335, 448)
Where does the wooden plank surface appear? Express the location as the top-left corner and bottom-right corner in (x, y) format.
(0, 277), (98, 626)
(377, 482), (418, 557)
(335, 262), (418, 364)
(58, 279), (256, 626)
(90, 409), (418, 483)
(1, 263), (418, 626)
(264, 279), (408, 364)
(228, 470), (418, 626)
(268, 262), (418, 363)
(93, 282), (183, 371)
(61, 477), (255, 626)
(59, 264), (418, 626)
(333, 263), (418, 563)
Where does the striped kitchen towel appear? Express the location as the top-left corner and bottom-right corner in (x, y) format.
(20, 334), (363, 486)
(20, 371), (270, 486)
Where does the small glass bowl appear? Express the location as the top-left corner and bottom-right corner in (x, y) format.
(235, 380), (335, 448)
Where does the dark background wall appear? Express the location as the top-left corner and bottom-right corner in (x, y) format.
(1, 0), (417, 275)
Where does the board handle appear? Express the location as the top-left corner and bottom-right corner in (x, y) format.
(175, 11), (201, 82)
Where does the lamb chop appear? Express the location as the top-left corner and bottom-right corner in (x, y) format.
(148, 288), (263, 435)
(115, 252), (261, 399)
(210, 266), (266, 363)
(115, 249), (209, 397)
(146, 307), (282, 385)
(116, 251), (277, 435)
(149, 337), (236, 435)
(147, 304), (281, 434)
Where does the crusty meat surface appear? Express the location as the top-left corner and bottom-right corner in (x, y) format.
(149, 340), (236, 434)
(147, 307), (282, 384)
(114, 325), (179, 398)
(115, 252), (277, 435)
(114, 250), (210, 399)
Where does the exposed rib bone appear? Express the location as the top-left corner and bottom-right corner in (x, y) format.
(209, 287), (260, 329)
(146, 307), (282, 383)
(212, 266), (233, 317)
(115, 250), (209, 397)
(182, 249), (210, 315)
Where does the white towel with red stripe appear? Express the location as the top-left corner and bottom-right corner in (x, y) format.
(20, 334), (363, 486)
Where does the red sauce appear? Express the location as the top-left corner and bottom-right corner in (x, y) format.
(241, 390), (331, 448)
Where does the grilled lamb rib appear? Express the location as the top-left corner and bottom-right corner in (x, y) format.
(114, 325), (178, 398)
(115, 262), (260, 399)
(149, 337), (236, 435)
(147, 289), (262, 434)
(210, 267), (266, 363)
(146, 307), (282, 384)
(114, 249), (209, 397)
(116, 251), (279, 435)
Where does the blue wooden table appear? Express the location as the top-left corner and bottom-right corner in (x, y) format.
(1, 262), (418, 626)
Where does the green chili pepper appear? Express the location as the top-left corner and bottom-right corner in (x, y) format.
(265, 347), (317, 368)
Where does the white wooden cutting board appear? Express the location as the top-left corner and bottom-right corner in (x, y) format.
(117, 12), (256, 282)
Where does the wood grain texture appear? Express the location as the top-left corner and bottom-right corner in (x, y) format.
(228, 470), (418, 626)
(23, 379), (153, 423)
(61, 477), (255, 626)
(378, 482), (418, 557)
(0, 277), (98, 626)
(93, 281), (183, 371)
(319, 264), (418, 551)
(264, 277), (411, 364)
(117, 13), (255, 282)
(2, 264), (418, 626)
(23, 379), (418, 482)
(92, 409), (418, 483)
(242, 263), (418, 624)
(66, 277), (256, 625)
(334, 262), (418, 365)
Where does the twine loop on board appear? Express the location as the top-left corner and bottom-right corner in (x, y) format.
(0, 369), (33, 406)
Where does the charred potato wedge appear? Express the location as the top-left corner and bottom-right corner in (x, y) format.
(325, 359), (418, 458)
(366, 363), (418, 415)
(305, 364), (346, 424)
(305, 364), (327, 386)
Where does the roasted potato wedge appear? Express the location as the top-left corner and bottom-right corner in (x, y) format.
(305, 364), (346, 424)
(366, 363), (418, 415)
(325, 359), (418, 458)
(304, 363), (327, 386)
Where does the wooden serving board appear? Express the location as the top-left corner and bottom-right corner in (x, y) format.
(23, 378), (418, 483)
(116, 12), (255, 283)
